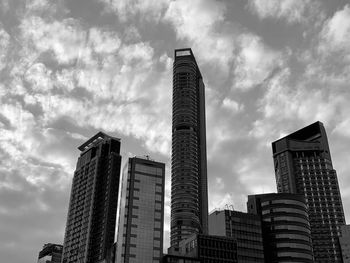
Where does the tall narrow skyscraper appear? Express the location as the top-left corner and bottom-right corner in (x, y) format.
(61, 132), (122, 263)
(117, 156), (165, 263)
(171, 48), (208, 248)
(272, 121), (346, 262)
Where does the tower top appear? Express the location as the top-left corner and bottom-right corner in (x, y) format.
(78, 131), (120, 151)
(174, 48), (194, 58)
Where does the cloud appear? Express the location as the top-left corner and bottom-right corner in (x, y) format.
(0, 27), (10, 71)
(319, 4), (350, 57)
(248, 0), (321, 25)
(26, 0), (50, 11)
(164, 0), (235, 75)
(13, 15), (172, 157)
(20, 16), (87, 65)
(99, 0), (169, 22)
(233, 34), (283, 90)
(164, 0), (225, 41)
(222, 98), (243, 113)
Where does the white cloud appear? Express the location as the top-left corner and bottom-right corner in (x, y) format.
(222, 98), (243, 113)
(89, 28), (121, 54)
(24, 63), (53, 92)
(234, 34), (283, 90)
(12, 16), (171, 157)
(20, 16), (87, 65)
(248, 0), (319, 24)
(319, 4), (350, 57)
(100, 0), (169, 22)
(333, 119), (350, 138)
(164, 0), (225, 41)
(164, 0), (235, 74)
(26, 0), (50, 11)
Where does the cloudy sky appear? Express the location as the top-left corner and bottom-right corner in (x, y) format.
(1, 0), (350, 262)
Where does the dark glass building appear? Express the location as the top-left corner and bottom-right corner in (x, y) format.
(117, 157), (165, 263)
(37, 243), (62, 263)
(162, 254), (202, 263)
(272, 121), (346, 262)
(179, 234), (237, 263)
(171, 48), (208, 248)
(248, 193), (314, 263)
(208, 210), (265, 263)
(61, 132), (122, 263)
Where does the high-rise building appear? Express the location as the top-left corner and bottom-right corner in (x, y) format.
(117, 157), (165, 263)
(179, 234), (238, 263)
(61, 132), (122, 263)
(162, 254), (201, 263)
(272, 121), (346, 262)
(339, 225), (350, 263)
(248, 193), (314, 263)
(208, 210), (265, 263)
(171, 48), (208, 248)
(37, 243), (62, 263)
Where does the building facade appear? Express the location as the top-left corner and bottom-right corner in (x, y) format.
(171, 48), (208, 248)
(179, 234), (237, 263)
(208, 210), (265, 263)
(61, 132), (122, 263)
(272, 122), (346, 262)
(37, 243), (62, 263)
(117, 157), (165, 263)
(162, 254), (201, 263)
(339, 225), (350, 263)
(248, 193), (314, 263)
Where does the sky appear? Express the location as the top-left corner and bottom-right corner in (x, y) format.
(1, 0), (350, 262)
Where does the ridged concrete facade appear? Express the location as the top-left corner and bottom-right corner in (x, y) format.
(171, 48), (208, 248)
(272, 122), (346, 262)
(248, 193), (314, 263)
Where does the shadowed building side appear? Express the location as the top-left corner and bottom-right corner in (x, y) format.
(61, 132), (122, 263)
(171, 48), (208, 249)
(37, 243), (63, 263)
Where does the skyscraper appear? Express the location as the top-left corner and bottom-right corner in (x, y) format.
(248, 193), (314, 263)
(209, 210), (265, 263)
(179, 234), (238, 263)
(339, 225), (350, 263)
(37, 243), (63, 263)
(171, 48), (208, 248)
(272, 121), (346, 262)
(117, 156), (165, 263)
(61, 132), (122, 263)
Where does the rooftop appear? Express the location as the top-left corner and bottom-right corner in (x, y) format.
(78, 131), (120, 151)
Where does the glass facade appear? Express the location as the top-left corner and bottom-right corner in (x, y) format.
(162, 254), (201, 263)
(171, 48), (208, 248)
(248, 193), (314, 263)
(208, 210), (265, 263)
(179, 234), (238, 263)
(117, 157), (165, 263)
(272, 122), (346, 262)
(61, 132), (122, 263)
